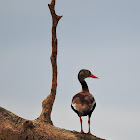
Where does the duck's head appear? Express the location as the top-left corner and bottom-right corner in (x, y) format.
(78, 69), (98, 80)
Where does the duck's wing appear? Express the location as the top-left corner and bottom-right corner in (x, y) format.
(71, 92), (96, 117)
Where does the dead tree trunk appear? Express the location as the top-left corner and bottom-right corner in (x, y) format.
(0, 0), (105, 139)
(37, 0), (62, 125)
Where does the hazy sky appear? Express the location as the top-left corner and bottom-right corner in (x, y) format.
(0, 0), (140, 140)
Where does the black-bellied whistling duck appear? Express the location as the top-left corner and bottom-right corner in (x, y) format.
(71, 69), (98, 134)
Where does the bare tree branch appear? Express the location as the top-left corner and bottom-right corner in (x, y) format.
(37, 0), (62, 124)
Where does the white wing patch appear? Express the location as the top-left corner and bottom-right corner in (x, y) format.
(71, 103), (78, 111)
(90, 100), (96, 111)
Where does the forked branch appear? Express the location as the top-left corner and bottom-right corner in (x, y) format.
(38, 0), (62, 124)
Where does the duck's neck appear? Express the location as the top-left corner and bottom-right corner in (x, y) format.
(78, 77), (89, 92)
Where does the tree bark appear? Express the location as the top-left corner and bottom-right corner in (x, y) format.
(0, 0), (105, 139)
(0, 106), (105, 140)
(37, 0), (62, 125)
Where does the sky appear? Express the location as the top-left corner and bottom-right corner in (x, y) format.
(0, 0), (140, 140)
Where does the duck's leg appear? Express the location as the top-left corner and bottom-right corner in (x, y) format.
(80, 117), (84, 133)
(88, 116), (91, 134)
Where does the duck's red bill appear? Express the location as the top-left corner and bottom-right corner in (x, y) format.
(90, 74), (98, 79)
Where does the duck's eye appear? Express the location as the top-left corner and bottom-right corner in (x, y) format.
(86, 71), (89, 74)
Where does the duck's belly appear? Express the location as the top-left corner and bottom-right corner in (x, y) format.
(71, 92), (96, 117)
(72, 102), (95, 116)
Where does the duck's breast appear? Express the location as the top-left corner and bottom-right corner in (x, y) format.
(71, 92), (96, 116)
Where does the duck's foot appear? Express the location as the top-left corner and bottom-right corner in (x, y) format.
(87, 132), (91, 135)
(72, 130), (85, 134)
(87, 132), (97, 137)
(80, 131), (85, 134)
